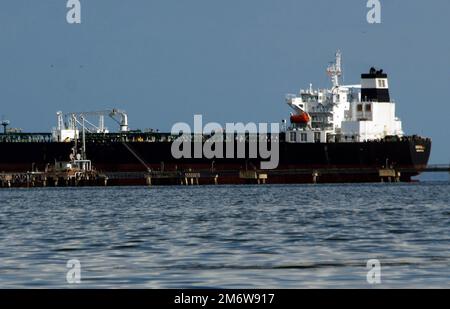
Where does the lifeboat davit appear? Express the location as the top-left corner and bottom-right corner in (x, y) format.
(290, 112), (311, 124)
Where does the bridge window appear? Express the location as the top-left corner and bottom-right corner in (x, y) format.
(301, 133), (307, 142)
(290, 131), (297, 142)
(314, 132), (321, 143)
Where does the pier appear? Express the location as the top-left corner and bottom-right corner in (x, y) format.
(422, 164), (450, 172)
(0, 170), (108, 188)
(1, 164), (448, 188)
(0, 160), (108, 188)
(56, 164), (450, 186)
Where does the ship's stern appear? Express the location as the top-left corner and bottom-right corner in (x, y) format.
(408, 135), (432, 175)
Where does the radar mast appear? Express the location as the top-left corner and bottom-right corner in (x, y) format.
(326, 50), (342, 87)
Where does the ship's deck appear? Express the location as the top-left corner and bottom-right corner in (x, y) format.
(0, 132), (430, 144)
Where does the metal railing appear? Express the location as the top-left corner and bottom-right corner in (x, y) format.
(0, 133), (53, 143)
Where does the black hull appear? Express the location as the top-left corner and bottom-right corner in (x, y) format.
(0, 136), (431, 185)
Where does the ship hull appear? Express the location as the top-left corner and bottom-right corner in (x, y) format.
(0, 135), (431, 185)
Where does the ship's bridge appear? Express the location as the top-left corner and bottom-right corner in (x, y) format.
(285, 51), (403, 143)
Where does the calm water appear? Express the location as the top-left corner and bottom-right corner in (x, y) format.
(0, 179), (449, 288)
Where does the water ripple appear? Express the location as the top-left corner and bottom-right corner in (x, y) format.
(0, 182), (449, 288)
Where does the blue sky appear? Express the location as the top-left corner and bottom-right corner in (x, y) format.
(0, 0), (449, 163)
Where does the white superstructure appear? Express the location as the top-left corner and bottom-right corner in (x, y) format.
(285, 50), (403, 143)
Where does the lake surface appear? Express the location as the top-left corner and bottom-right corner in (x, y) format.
(0, 179), (449, 288)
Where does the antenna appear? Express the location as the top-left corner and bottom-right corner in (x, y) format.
(1, 115), (10, 134)
(326, 50), (342, 87)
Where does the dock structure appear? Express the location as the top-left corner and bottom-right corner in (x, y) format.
(0, 159), (108, 188)
(105, 164), (449, 186)
(0, 170), (107, 188)
(1, 165), (448, 188)
(239, 171), (268, 184)
(422, 164), (450, 172)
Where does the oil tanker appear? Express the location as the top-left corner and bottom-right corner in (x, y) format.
(0, 51), (431, 186)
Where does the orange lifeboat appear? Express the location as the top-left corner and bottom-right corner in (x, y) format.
(290, 112), (310, 124)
